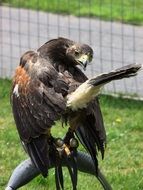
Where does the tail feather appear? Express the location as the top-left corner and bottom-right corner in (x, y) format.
(26, 135), (49, 177)
(75, 126), (99, 174)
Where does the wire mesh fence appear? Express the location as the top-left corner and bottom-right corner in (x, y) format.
(0, 1), (143, 97)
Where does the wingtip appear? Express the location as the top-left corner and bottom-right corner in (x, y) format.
(135, 63), (143, 70)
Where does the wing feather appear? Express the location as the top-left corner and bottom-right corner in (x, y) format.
(11, 53), (68, 176)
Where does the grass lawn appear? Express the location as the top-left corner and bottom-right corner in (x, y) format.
(0, 78), (143, 189)
(1, 0), (143, 25)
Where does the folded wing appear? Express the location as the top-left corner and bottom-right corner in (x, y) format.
(11, 51), (68, 177)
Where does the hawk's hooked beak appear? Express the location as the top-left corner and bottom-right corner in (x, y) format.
(77, 54), (90, 71)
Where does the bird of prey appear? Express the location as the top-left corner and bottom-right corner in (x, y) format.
(11, 37), (142, 189)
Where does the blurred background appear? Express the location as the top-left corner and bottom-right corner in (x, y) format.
(0, 0), (143, 98)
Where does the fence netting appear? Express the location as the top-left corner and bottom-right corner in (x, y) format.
(0, 1), (143, 97)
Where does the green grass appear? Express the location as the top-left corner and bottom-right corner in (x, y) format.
(0, 78), (143, 189)
(1, 0), (143, 25)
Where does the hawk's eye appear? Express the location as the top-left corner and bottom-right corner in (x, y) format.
(74, 50), (80, 56)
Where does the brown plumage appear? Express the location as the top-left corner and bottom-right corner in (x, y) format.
(11, 37), (142, 187)
(11, 37), (106, 180)
(38, 38), (106, 163)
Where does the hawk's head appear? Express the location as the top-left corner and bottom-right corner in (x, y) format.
(38, 37), (93, 70)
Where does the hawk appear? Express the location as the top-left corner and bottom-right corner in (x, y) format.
(11, 37), (142, 189)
